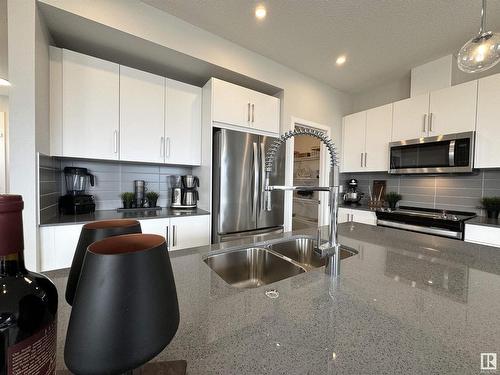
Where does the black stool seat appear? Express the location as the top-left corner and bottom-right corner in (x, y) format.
(65, 219), (142, 306)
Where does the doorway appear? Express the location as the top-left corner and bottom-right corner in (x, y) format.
(286, 118), (332, 231)
(292, 125), (321, 229)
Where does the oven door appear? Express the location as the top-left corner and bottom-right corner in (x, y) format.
(389, 131), (474, 174)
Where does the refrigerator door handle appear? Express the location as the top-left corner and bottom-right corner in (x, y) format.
(260, 142), (266, 213)
(253, 142), (259, 216)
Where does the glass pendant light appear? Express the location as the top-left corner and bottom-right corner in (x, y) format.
(457, 0), (500, 73)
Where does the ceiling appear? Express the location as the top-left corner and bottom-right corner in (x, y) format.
(39, 3), (281, 95)
(142, 0), (500, 94)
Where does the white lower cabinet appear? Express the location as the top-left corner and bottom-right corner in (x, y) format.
(464, 224), (500, 248)
(169, 215), (210, 251)
(39, 215), (210, 272)
(139, 215), (210, 251)
(40, 224), (84, 272)
(138, 218), (170, 238)
(338, 208), (377, 226)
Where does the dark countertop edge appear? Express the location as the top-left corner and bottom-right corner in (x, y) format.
(466, 216), (500, 229)
(39, 208), (210, 227)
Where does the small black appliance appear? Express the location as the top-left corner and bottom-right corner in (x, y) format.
(59, 167), (96, 215)
(343, 178), (363, 205)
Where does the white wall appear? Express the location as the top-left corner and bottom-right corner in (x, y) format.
(8, 0), (51, 270)
(351, 74), (411, 113)
(351, 55), (500, 113)
(0, 0), (7, 81)
(35, 5), (52, 155)
(8, 0), (38, 269)
(0, 96), (7, 193)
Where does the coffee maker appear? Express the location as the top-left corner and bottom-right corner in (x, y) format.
(170, 175), (199, 208)
(59, 167), (96, 215)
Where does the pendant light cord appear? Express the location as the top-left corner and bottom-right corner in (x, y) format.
(480, 0), (486, 34)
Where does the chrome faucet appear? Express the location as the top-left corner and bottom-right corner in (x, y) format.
(264, 128), (341, 277)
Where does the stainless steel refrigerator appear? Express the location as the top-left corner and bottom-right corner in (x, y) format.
(212, 128), (285, 243)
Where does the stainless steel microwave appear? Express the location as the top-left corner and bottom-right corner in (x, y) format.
(389, 131), (475, 174)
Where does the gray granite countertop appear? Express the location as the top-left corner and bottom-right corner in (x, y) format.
(48, 223), (500, 374)
(39, 207), (210, 227)
(467, 215), (500, 228)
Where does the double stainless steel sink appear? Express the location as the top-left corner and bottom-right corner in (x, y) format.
(204, 237), (356, 288)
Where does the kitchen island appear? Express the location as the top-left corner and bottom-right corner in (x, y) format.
(49, 222), (500, 374)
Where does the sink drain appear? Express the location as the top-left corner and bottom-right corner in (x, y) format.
(265, 289), (279, 299)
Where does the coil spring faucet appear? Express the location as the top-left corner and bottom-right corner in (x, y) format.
(264, 128), (341, 277)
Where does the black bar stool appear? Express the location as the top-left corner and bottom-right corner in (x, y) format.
(65, 219), (142, 306)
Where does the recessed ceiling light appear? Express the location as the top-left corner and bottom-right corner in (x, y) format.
(255, 5), (267, 20)
(336, 55), (347, 66)
(0, 78), (11, 87)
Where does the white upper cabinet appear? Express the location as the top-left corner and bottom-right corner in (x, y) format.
(392, 93), (429, 141)
(342, 104), (392, 173)
(50, 48), (202, 165)
(251, 91), (280, 133)
(62, 49), (120, 160)
(392, 81), (477, 142)
(428, 80), (477, 136)
(341, 111), (366, 173)
(120, 66), (165, 164)
(211, 78), (280, 134)
(212, 79), (253, 128)
(165, 79), (202, 166)
(365, 104), (393, 172)
(475, 73), (500, 168)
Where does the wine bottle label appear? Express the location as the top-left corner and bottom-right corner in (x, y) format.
(6, 320), (57, 375)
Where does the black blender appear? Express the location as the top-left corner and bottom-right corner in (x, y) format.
(59, 167), (96, 215)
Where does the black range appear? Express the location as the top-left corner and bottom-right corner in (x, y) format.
(376, 206), (476, 240)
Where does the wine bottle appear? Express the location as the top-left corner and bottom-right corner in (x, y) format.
(0, 195), (58, 375)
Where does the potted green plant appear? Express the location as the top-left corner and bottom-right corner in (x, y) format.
(146, 191), (160, 208)
(120, 192), (135, 209)
(385, 192), (402, 210)
(481, 197), (500, 219)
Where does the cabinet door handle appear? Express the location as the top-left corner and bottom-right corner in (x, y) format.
(172, 225), (177, 247)
(160, 136), (165, 158)
(251, 104), (255, 123)
(364, 152), (367, 167)
(247, 103), (251, 122)
(422, 114), (427, 133)
(429, 113), (433, 132)
(166, 137), (171, 158)
(113, 130), (118, 153)
(165, 226), (169, 250)
(360, 153), (363, 167)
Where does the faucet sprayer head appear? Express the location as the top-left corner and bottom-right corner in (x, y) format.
(265, 128), (338, 173)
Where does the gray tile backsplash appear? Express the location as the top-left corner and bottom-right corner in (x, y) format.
(38, 154), (62, 223)
(60, 159), (192, 210)
(38, 156), (192, 220)
(340, 170), (500, 216)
